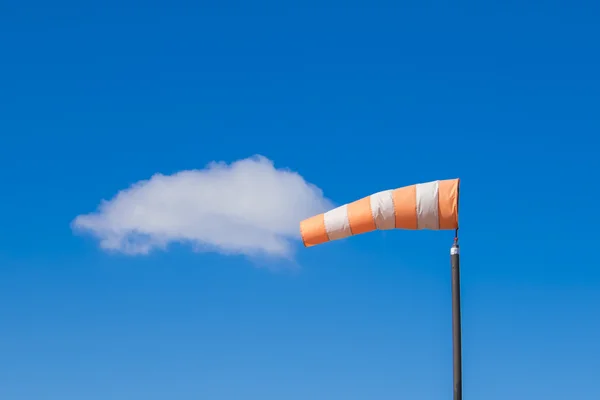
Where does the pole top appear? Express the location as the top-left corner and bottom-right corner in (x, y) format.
(451, 233), (460, 254)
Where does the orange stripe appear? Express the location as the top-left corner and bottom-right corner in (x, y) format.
(347, 196), (376, 235)
(438, 178), (459, 230)
(300, 213), (329, 247)
(392, 184), (417, 229)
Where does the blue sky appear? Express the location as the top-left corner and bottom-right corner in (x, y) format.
(1, 1), (599, 399)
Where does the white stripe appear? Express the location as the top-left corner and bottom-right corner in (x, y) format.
(416, 181), (439, 230)
(323, 205), (352, 240)
(369, 190), (396, 230)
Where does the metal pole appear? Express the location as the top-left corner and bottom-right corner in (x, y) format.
(451, 236), (462, 400)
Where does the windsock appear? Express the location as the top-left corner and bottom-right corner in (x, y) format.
(300, 178), (459, 247)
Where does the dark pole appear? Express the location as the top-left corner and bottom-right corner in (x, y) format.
(451, 235), (462, 400)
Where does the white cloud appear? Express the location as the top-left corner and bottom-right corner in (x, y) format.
(72, 155), (332, 258)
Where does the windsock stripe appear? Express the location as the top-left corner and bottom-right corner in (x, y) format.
(392, 184), (418, 229)
(323, 205), (352, 241)
(369, 190), (396, 230)
(347, 196), (377, 235)
(300, 213), (328, 247)
(438, 178), (459, 229)
(416, 180), (440, 230)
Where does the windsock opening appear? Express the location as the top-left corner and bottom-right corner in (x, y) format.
(300, 178), (459, 247)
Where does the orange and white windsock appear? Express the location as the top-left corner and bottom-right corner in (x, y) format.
(300, 178), (459, 247)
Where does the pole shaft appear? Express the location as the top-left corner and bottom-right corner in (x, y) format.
(451, 241), (462, 400)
